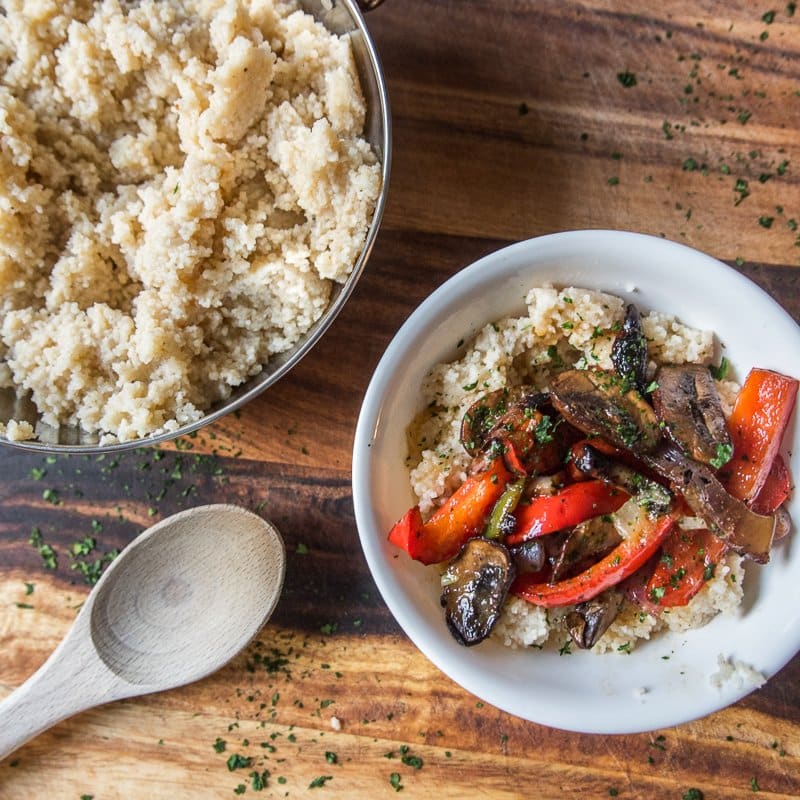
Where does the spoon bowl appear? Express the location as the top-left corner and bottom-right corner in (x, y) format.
(0, 504), (286, 760)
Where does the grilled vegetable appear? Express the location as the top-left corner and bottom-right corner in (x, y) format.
(652, 365), (732, 466)
(505, 479), (628, 546)
(571, 441), (672, 516)
(720, 368), (798, 503)
(550, 514), (623, 582)
(464, 389), (576, 476)
(508, 538), (547, 575)
(566, 590), (624, 649)
(611, 304), (648, 394)
(550, 368), (661, 454)
(645, 443), (775, 563)
(440, 538), (515, 646)
(644, 527), (728, 607)
(387, 457), (511, 565)
(460, 387), (528, 456)
(512, 499), (676, 607)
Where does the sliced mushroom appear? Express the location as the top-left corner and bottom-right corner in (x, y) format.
(611, 304), (649, 394)
(440, 538), (515, 646)
(652, 365), (733, 466)
(566, 590), (624, 649)
(644, 443), (775, 563)
(549, 369), (661, 454)
(550, 515), (623, 582)
(571, 441), (672, 516)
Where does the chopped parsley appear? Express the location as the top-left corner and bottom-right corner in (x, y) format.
(29, 527), (57, 570)
(533, 415), (557, 444)
(617, 70), (637, 87)
(213, 737), (227, 753)
(390, 773), (403, 791)
(320, 622), (337, 635)
(309, 776), (333, 789)
(401, 749), (423, 770)
(649, 585), (667, 602)
(710, 357), (729, 380)
(250, 770), (270, 791)
(227, 754), (253, 771)
(710, 442), (733, 469)
(758, 215), (774, 229)
(682, 790), (704, 800)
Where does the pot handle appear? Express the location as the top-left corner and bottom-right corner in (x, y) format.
(357, 0), (385, 9)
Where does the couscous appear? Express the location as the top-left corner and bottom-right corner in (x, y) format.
(0, 0), (380, 443)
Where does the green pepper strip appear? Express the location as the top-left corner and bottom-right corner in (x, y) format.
(484, 479), (525, 539)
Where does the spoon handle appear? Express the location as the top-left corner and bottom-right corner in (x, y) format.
(0, 628), (120, 761)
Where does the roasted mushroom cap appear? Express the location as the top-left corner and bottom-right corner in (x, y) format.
(566, 590), (624, 649)
(440, 538), (515, 646)
(549, 369), (661, 454)
(611, 304), (649, 395)
(644, 443), (775, 562)
(509, 538), (546, 575)
(652, 365), (733, 466)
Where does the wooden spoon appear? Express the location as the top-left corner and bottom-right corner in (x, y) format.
(0, 504), (285, 761)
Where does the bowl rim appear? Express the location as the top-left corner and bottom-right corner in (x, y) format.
(352, 229), (800, 733)
(0, 0), (392, 455)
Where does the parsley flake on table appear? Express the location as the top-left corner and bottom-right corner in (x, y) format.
(309, 775), (333, 788)
(29, 527), (57, 570)
(617, 70), (637, 87)
(227, 754), (253, 771)
(250, 770), (270, 791)
(390, 772), (403, 792)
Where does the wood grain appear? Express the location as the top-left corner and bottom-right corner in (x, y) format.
(2, 1), (800, 797)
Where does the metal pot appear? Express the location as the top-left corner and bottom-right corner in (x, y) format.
(0, 0), (391, 453)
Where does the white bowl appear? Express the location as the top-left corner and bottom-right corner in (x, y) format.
(352, 230), (800, 734)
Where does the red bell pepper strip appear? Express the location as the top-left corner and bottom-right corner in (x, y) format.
(722, 368), (798, 503)
(511, 503), (676, 607)
(750, 454), (792, 515)
(387, 506), (425, 558)
(644, 528), (728, 608)
(387, 457), (511, 565)
(505, 480), (629, 546)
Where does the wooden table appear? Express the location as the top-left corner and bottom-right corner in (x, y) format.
(2, 1), (799, 797)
